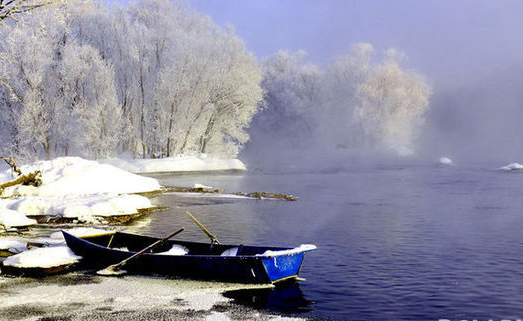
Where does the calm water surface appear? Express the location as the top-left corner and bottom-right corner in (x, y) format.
(127, 163), (523, 321)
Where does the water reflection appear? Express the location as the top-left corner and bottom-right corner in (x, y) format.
(127, 193), (262, 245)
(223, 282), (314, 314)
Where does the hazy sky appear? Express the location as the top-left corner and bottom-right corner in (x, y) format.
(188, 0), (523, 87)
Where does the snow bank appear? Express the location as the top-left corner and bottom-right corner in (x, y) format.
(0, 157), (159, 225)
(437, 157), (454, 166)
(0, 157), (160, 197)
(256, 244), (317, 257)
(102, 154), (246, 173)
(1, 194), (152, 222)
(2, 245), (81, 268)
(0, 209), (37, 229)
(498, 163), (523, 172)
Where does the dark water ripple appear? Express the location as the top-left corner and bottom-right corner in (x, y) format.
(133, 165), (523, 321)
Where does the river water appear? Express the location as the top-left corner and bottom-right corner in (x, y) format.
(127, 161), (523, 321)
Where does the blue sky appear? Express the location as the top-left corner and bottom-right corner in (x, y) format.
(188, 0), (523, 86)
(113, 0), (523, 87)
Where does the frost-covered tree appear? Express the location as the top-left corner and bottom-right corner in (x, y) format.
(320, 44), (373, 148)
(0, 3), (69, 159)
(0, 0), (264, 160)
(254, 50), (320, 147)
(251, 43), (431, 156)
(59, 43), (123, 159)
(196, 28), (263, 156)
(354, 50), (430, 155)
(320, 44), (431, 155)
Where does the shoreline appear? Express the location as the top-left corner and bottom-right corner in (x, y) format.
(0, 272), (309, 321)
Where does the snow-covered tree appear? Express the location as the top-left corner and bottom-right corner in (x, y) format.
(354, 50), (430, 155)
(254, 50), (320, 147)
(320, 44), (431, 155)
(251, 43), (431, 156)
(59, 43), (123, 159)
(0, 0), (264, 160)
(0, 3), (69, 159)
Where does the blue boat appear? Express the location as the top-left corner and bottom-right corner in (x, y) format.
(62, 231), (316, 284)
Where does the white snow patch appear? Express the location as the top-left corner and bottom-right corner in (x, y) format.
(437, 157), (454, 166)
(205, 311), (233, 321)
(498, 163), (523, 172)
(0, 239), (27, 253)
(0, 193), (152, 222)
(50, 228), (112, 241)
(194, 183), (214, 189)
(102, 154), (246, 173)
(157, 244), (189, 256)
(2, 245), (81, 268)
(0, 157), (161, 197)
(178, 292), (231, 311)
(0, 209), (37, 228)
(220, 247), (239, 257)
(256, 244), (317, 257)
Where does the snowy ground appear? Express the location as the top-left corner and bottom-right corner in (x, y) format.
(0, 155), (248, 229)
(0, 274), (306, 321)
(102, 154), (246, 173)
(0, 157), (160, 229)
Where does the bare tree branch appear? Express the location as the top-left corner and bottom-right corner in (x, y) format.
(0, 0), (61, 24)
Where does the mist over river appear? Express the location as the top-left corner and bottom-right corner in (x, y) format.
(130, 160), (523, 321)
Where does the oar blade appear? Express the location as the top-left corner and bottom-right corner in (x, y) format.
(97, 264), (126, 276)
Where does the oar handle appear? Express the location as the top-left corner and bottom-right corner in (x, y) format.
(114, 227), (185, 270)
(185, 211), (220, 244)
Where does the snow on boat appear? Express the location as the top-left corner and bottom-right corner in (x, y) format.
(62, 230), (316, 284)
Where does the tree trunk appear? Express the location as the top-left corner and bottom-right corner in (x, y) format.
(166, 102), (176, 157)
(139, 65), (146, 159)
(200, 115), (215, 153)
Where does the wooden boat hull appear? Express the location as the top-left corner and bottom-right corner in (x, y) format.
(62, 231), (313, 284)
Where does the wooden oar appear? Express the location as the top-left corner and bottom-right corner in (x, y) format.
(97, 227), (185, 276)
(185, 211), (220, 244)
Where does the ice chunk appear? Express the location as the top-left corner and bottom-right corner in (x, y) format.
(498, 163), (523, 172)
(437, 157), (454, 166)
(0, 209), (37, 228)
(0, 239), (27, 254)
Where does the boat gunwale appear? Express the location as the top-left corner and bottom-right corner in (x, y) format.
(62, 231), (313, 259)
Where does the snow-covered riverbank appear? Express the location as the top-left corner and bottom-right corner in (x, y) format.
(102, 154), (246, 173)
(0, 157), (160, 229)
(0, 155), (247, 230)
